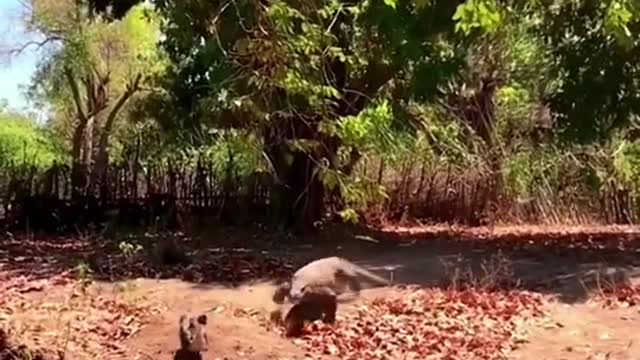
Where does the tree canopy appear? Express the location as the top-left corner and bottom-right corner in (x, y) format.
(4, 0), (640, 230)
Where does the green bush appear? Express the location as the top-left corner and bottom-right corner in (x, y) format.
(0, 111), (64, 169)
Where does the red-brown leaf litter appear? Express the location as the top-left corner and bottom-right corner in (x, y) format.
(294, 287), (546, 360)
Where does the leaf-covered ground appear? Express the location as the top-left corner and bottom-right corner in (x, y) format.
(288, 287), (546, 360)
(1, 225), (640, 359)
(0, 272), (162, 359)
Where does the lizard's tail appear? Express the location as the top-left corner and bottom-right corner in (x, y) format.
(354, 266), (390, 286)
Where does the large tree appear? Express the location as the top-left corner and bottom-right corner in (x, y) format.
(77, 0), (640, 230)
(21, 0), (165, 198)
(534, 0), (640, 144)
(147, 0), (473, 231)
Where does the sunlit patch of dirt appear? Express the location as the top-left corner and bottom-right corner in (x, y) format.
(0, 274), (161, 359)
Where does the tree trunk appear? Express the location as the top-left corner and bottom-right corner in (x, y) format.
(89, 74), (141, 194)
(259, 17), (395, 232)
(64, 66), (108, 199)
(83, 115), (95, 171)
(66, 68), (91, 199)
(267, 148), (324, 233)
(70, 117), (89, 199)
(262, 113), (328, 232)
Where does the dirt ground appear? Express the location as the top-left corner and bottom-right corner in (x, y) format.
(122, 279), (640, 360)
(3, 224), (640, 359)
(126, 225), (640, 360)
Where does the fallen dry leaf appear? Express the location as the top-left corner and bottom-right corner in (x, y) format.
(281, 287), (546, 360)
(593, 284), (640, 308)
(0, 272), (157, 360)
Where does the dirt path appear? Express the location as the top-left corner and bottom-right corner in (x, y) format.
(512, 302), (640, 360)
(122, 279), (396, 360)
(5, 225), (640, 359)
(121, 278), (640, 360)
(119, 238), (640, 360)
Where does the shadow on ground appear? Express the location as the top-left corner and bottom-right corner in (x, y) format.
(2, 224), (640, 304)
(343, 225), (640, 304)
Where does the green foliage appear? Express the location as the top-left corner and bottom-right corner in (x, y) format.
(605, 0), (639, 48)
(453, 0), (503, 36)
(193, 130), (266, 185)
(494, 84), (535, 145)
(13, 0), (640, 226)
(537, 0), (640, 143)
(27, 0), (82, 35)
(596, 132), (640, 191)
(327, 100), (396, 153)
(119, 240), (144, 259)
(73, 260), (94, 293)
(88, 4), (165, 87)
(134, 129), (267, 191)
(338, 208), (360, 224)
(410, 105), (470, 165)
(26, 0), (166, 158)
(0, 111), (64, 168)
(503, 148), (562, 200)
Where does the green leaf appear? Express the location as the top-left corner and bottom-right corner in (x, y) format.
(453, 0), (502, 36)
(338, 208), (360, 224)
(384, 0), (398, 10)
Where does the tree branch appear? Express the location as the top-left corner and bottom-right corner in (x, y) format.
(64, 66), (87, 122)
(89, 73), (143, 189)
(103, 73), (142, 135)
(343, 61), (395, 116)
(6, 36), (63, 57)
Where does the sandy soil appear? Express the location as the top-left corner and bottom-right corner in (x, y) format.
(3, 224), (640, 359)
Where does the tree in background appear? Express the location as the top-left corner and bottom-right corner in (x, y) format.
(3, 0), (640, 230)
(535, 0), (640, 144)
(71, 0), (640, 228)
(141, 0), (475, 231)
(18, 0), (166, 199)
(0, 108), (63, 170)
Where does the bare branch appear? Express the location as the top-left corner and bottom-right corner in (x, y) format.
(89, 72), (143, 188)
(103, 75), (141, 136)
(6, 36), (62, 58)
(64, 65), (87, 122)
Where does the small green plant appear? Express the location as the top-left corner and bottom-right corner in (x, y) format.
(338, 208), (360, 224)
(74, 261), (94, 293)
(119, 240), (143, 259)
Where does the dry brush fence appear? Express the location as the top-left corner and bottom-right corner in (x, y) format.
(1, 156), (638, 233)
(0, 158), (272, 232)
(358, 156), (640, 226)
